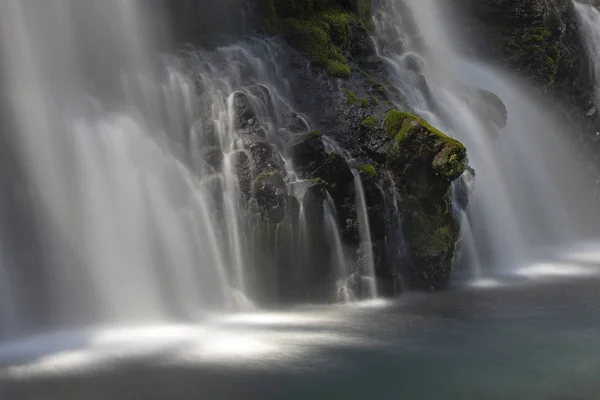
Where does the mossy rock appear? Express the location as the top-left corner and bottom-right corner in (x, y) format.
(383, 111), (467, 291)
(358, 163), (377, 178)
(385, 110), (467, 183)
(346, 89), (370, 107)
(503, 26), (562, 87)
(403, 202), (460, 290)
(259, 0), (373, 79)
(282, 14), (352, 79)
(361, 115), (377, 129)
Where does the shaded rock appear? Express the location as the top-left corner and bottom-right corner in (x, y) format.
(385, 111), (467, 197)
(200, 146), (224, 170)
(283, 112), (310, 134)
(384, 111), (467, 290)
(232, 150), (253, 196)
(233, 92), (256, 128)
(294, 178), (327, 223)
(402, 199), (460, 291)
(476, 89), (508, 130)
(312, 152), (354, 196)
(245, 137), (286, 174)
(252, 171), (287, 223)
(287, 130), (327, 176)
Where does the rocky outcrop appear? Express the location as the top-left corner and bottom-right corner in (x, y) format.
(446, 0), (600, 190)
(385, 112), (467, 290)
(450, 0), (599, 128)
(251, 0), (469, 292)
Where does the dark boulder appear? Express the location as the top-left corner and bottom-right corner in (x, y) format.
(384, 111), (467, 290)
(287, 130), (327, 176)
(313, 152), (354, 198)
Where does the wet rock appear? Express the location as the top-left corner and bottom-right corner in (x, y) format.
(252, 171), (287, 223)
(294, 178), (327, 223)
(312, 152), (354, 196)
(287, 130), (327, 176)
(232, 150), (252, 196)
(476, 89), (508, 130)
(385, 110), (467, 197)
(384, 111), (467, 290)
(200, 146), (224, 170)
(283, 112), (310, 134)
(402, 199), (460, 291)
(233, 92), (257, 129)
(245, 137), (286, 175)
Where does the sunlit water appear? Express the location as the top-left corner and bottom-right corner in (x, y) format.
(2, 262), (600, 399)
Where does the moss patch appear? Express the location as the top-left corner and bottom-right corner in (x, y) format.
(385, 110), (467, 182)
(384, 110), (412, 138)
(359, 163), (377, 177)
(283, 16), (351, 79)
(361, 115), (377, 128)
(346, 89), (370, 107)
(504, 26), (562, 87)
(307, 129), (323, 139)
(254, 171), (274, 182)
(260, 0), (373, 79)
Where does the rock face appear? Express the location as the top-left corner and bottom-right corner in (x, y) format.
(448, 0), (600, 186)
(166, 0), (469, 297)
(384, 112), (467, 290)
(451, 0), (599, 127)
(255, 0), (469, 292)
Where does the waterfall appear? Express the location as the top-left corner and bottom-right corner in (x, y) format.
(0, 0), (363, 340)
(0, 0), (235, 334)
(373, 0), (600, 277)
(573, 1), (600, 106)
(353, 171), (378, 298)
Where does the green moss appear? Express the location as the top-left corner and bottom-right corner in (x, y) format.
(307, 129), (322, 139)
(385, 110), (464, 149)
(384, 110), (412, 137)
(346, 89), (358, 105)
(254, 171), (273, 182)
(308, 177), (326, 185)
(504, 26), (561, 87)
(327, 60), (351, 79)
(361, 115), (377, 128)
(346, 89), (370, 107)
(410, 209), (459, 258)
(258, 0), (375, 79)
(321, 11), (352, 47)
(359, 163), (377, 177)
(385, 110), (466, 180)
(280, 8), (354, 79)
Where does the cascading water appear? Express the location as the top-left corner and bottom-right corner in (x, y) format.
(373, 0), (600, 279)
(573, 1), (600, 106)
(0, 0), (381, 341)
(0, 0), (237, 335)
(352, 171), (378, 298)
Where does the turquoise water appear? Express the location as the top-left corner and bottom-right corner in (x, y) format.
(2, 268), (600, 400)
